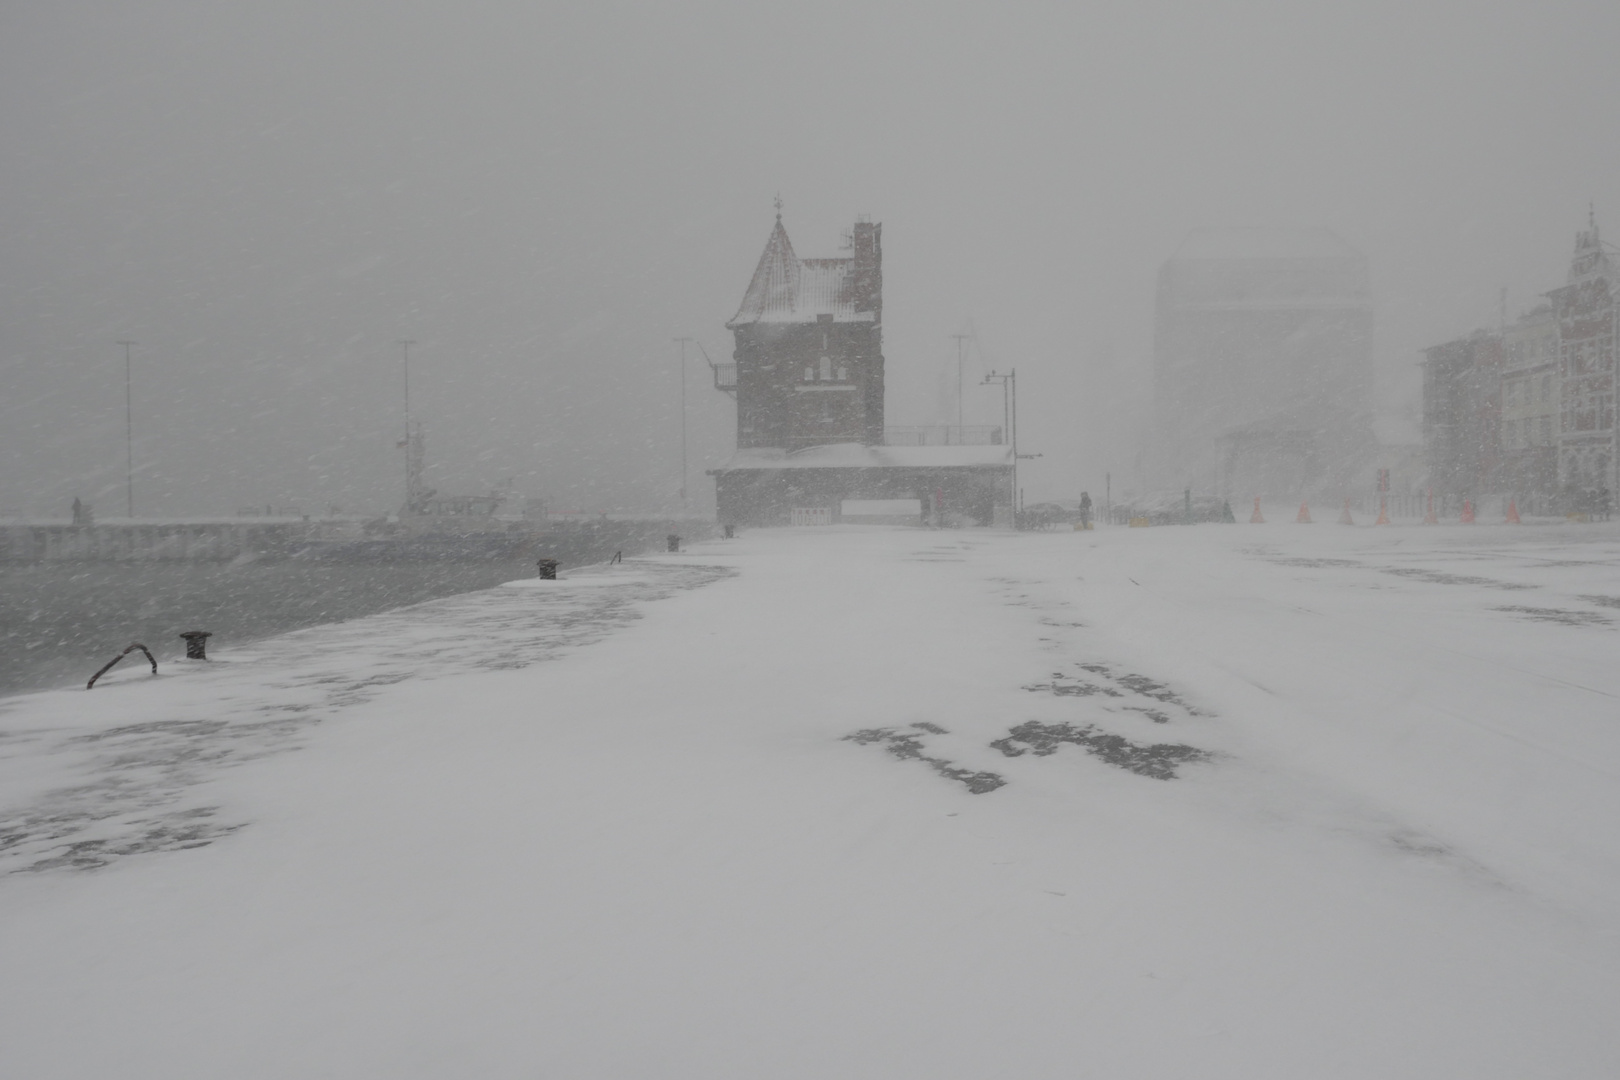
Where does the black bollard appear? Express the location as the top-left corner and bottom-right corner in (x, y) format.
(667, 534), (680, 552)
(179, 631), (212, 660)
(537, 558), (558, 580)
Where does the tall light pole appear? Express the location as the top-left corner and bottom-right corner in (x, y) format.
(673, 337), (693, 508)
(398, 340), (416, 508)
(951, 333), (971, 442)
(983, 368), (1037, 524)
(118, 340), (136, 517)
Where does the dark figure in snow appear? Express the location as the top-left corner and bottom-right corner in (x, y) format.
(1078, 492), (1093, 530)
(1600, 487), (1612, 522)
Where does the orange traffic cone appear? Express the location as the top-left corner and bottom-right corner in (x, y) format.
(1505, 498), (1521, 524)
(1423, 489), (1439, 525)
(1297, 502), (1313, 523)
(1339, 499), (1355, 525)
(1460, 499), (1475, 524)
(1375, 497), (1390, 525)
(1250, 497), (1265, 524)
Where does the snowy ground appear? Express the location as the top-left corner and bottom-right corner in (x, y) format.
(2, 522), (1619, 1078)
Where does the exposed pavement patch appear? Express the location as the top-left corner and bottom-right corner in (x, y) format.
(843, 725), (1006, 794)
(991, 721), (1212, 780)
(1382, 567), (1537, 590)
(1494, 605), (1610, 627)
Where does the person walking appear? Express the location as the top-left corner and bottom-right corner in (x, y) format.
(1078, 491), (1093, 530)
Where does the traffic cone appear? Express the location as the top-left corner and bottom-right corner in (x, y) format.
(1505, 498), (1521, 524)
(1250, 496), (1265, 524)
(1460, 499), (1475, 524)
(1339, 499), (1355, 525)
(1423, 489), (1439, 525)
(1375, 497), (1390, 525)
(1297, 502), (1313, 523)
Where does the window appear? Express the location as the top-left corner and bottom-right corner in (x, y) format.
(804, 366), (815, 382)
(837, 365), (848, 381)
(819, 356), (833, 381)
(1541, 375), (1551, 403)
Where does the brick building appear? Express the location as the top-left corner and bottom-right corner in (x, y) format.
(710, 210), (1012, 527)
(725, 211), (885, 450)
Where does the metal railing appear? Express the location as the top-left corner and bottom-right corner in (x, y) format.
(883, 425), (1003, 446)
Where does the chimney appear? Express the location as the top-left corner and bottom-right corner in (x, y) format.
(851, 218), (882, 318)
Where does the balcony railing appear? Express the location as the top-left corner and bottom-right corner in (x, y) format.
(883, 425), (1003, 446)
(711, 363), (737, 393)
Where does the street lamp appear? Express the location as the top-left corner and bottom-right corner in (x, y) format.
(117, 340), (136, 517)
(398, 339), (416, 509)
(983, 368), (1039, 524)
(951, 333), (971, 442)
(674, 337), (692, 507)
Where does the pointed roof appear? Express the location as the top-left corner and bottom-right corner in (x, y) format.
(1564, 206), (1615, 285)
(727, 216), (874, 327)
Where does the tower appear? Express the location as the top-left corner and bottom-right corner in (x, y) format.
(724, 210), (884, 450)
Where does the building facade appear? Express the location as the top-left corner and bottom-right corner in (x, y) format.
(1422, 330), (1503, 499)
(1548, 214), (1618, 499)
(710, 211), (1012, 527)
(725, 213), (884, 450)
(1153, 228), (1374, 499)
(1499, 304), (1559, 501)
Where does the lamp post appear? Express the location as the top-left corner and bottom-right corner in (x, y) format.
(398, 339), (416, 509)
(951, 333), (970, 443)
(983, 367), (1039, 525)
(117, 340), (136, 517)
(674, 337), (692, 507)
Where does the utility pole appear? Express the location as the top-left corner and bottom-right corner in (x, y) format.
(398, 340), (416, 510)
(118, 341), (136, 517)
(983, 370), (1014, 523)
(674, 337), (692, 507)
(951, 333), (971, 443)
(983, 368), (1039, 525)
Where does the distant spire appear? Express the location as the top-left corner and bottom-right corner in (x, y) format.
(774, 193), (783, 221)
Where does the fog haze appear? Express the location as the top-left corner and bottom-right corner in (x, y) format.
(4, 0), (1618, 516)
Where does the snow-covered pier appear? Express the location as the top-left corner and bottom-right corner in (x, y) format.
(3, 524), (1619, 1078)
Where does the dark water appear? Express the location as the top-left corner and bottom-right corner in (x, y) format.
(0, 517), (711, 696)
(0, 556), (548, 696)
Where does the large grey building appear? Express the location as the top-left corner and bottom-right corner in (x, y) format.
(1153, 228), (1374, 498)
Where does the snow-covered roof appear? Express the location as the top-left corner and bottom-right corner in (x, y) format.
(714, 443), (1014, 471)
(727, 219), (873, 327)
(1170, 227), (1361, 262)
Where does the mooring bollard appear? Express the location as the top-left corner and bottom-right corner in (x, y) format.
(723, 524), (735, 539)
(667, 534), (680, 552)
(537, 558), (559, 580)
(179, 631), (212, 660)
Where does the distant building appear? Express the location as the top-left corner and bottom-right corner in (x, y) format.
(1423, 211), (1619, 512)
(709, 209), (1011, 526)
(725, 210), (885, 450)
(1547, 212), (1618, 499)
(1422, 330), (1503, 499)
(1153, 228), (1374, 498)
(1500, 304), (1559, 501)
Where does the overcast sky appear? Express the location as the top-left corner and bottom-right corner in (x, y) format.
(3, 0), (1618, 517)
